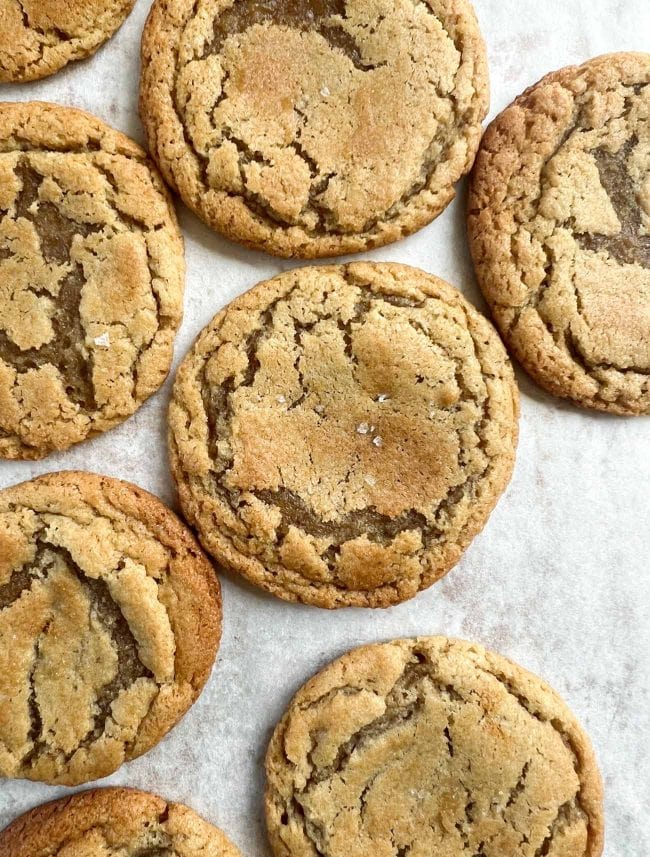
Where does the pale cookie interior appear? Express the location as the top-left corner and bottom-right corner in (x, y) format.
(470, 55), (650, 413)
(0, 106), (184, 459)
(169, 263), (518, 607)
(0, 475), (218, 786)
(266, 638), (603, 857)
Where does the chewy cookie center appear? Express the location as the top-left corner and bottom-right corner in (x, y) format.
(0, 525), (175, 776)
(523, 84), (650, 374)
(198, 271), (494, 588)
(175, 0), (464, 233)
(0, 149), (165, 442)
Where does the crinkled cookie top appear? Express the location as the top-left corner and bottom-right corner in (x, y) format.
(140, 0), (489, 257)
(0, 0), (136, 83)
(0, 102), (184, 459)
(469, 52), (650, 415)
(265, 637), (604, 857)
(169, 263), (518, 608)
(0, 472), (221, 786)
(0, 788), (242, 857)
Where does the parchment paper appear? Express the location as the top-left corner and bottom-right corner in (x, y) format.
(1, 1), (648, 854)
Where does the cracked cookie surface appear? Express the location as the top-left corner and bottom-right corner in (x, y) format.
(0, 471), (221, 786)
(0, 787), (243, 857)
(0, 0), (136, 83)
(265, 637), (604, 857)
(0, 101), (185, 459)
(140, 0), (489, 258)
(168, 262), (518, 608)
(468, 52), (650, 415)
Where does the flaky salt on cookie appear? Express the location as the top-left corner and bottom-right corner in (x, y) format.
(169, 262), (518, 608)
(140, 0), (489, 257)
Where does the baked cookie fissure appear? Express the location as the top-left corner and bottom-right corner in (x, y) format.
(0, 471), (221, 786)
(0, 0), (136, 83)
(468, 52), (650, 415)
(0, 101), (185, 459)
(265, 637), (604, 857)
(169, 263), (518, 608)
(0, 788), (243, 857)
(140, 0), (489, 257)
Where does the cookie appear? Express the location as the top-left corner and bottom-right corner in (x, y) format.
(140, 0), (489, 258)
(0, 101), (185, 459)
(0, 788), (243, 857)
(169, 262), (518, 608)
(468, 52), (650, 415)
(0, 471), (221, 786)
(0, 0), (136, 83)
(265, 636), (604, 857)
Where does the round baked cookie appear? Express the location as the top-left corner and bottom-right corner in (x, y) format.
(468, 52), (650, 415)
(0, 788), (243, 857)
(140, 0), (489, 258)
(265, 637), (604, 857)
(0, 101), (185, 459)
(169, 262), (518, 608)
(0, 471), (221, 786)
(0, 0), (136, 83)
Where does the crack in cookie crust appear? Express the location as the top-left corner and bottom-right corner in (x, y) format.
(140, 0), (489, 257)
(0, 788), (244, 857)
(265, 637), (604, 857)
(0, 102), (185, 459)
(468, 52), (650, 414)
(0, 471), (221, 786)
(0, 0), (137, 83)
(168, 262), (518, 608)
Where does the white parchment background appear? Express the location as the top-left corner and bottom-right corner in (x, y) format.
(0, 1), (649, 854)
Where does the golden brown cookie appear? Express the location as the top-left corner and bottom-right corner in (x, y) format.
(265, 636), (604, 857)
(140, 0), (489, 258)
(0, 0), (136, 83)
(468, 52), (650, 415)
(169, 263), (518, 608)
(0, 471), (221, 786)
(0, 101), (185, 459)
(0, 788), (243, 857)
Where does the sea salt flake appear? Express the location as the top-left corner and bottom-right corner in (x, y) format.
(377, 393), (389, 402)
(356, 422), (370, 435)
(320, 86), (330, 97)
(94, 332), (110, 347)
(364, 475), (376, 486)
(276, 394), (286, 404)
(314, 404), (325, 414)
(372, 436), (383, 447)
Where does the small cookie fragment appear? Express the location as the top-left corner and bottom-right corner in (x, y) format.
(265, 637), (604, 857)
(0, 788), (243, 857)
(468, 52), (650, 415)
(168, 262), (519, 608)
(0, 471), (221, 786)
(140, 0), (489, 257)
(0, 0), (136, 83)
(0, 101), (185, 459)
